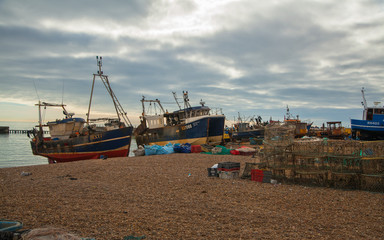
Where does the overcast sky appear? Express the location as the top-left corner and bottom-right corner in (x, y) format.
(0, 0), (383, 127)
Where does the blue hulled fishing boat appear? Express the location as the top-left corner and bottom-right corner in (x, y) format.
(134, 91), (225, 146)
(231, 114), (265, 141)
(351, 88), (384, 140)
(29, 57), (133, 163)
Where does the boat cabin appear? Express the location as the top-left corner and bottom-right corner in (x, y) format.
(47, 118), (85, 140)
(138, 91), (213, 131)
(363, 106), (384, 121)
(166, 106), (211, 124)
(143, 106), (211, 129)
(144, 115), (166, 129)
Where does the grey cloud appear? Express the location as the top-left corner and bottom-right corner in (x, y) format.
(0, 0), (383, 127)
(0, 0), (153, 25)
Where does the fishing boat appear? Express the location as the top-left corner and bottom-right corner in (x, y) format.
(231, 113), (265, 141)
(29, 56), (133, 163)
(283, 106), (312, 138)
(134, 91), (226, 146)
(351, 88), (384, 140)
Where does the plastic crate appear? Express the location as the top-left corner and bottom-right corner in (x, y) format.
(251, 169), (264, 182)
(218, 168), (240, 172)
(219, 171), (239, 179)
(262, 170), (272, 183)
(207, 168), (219, 177)
(218, 162), (240, 170)
(191, 145), (202, 153)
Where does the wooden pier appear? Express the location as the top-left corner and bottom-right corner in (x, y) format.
(0, 126), (9, 134)
(9, 130), (49, 134)
(0, 126), (48, 134)
(9, 129), (30, 134)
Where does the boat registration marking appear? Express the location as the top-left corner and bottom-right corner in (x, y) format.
(91, 133), (103, 140)
(181, 122), (199, 131)
(181, 124), (192, 131)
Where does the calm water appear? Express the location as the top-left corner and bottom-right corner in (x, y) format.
(0, 121), (136, 168)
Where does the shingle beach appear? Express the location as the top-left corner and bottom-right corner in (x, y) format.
(1, 154), (383, 239)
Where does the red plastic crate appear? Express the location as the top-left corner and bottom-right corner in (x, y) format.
(191, 145), (202, 153)
(251, 169), (264, 182)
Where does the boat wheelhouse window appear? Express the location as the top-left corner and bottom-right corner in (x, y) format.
(174, 116), (179, 124)
(374, 109), (384, 114)
(367, 108), (373, 120)
(145, 115), (165, 128)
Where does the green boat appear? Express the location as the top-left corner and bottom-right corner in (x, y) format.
(0, 220), (23, 232)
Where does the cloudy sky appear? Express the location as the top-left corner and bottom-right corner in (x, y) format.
(0, 0), (383, 127)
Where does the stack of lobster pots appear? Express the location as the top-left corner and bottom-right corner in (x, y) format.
(217, 162), (241, 179)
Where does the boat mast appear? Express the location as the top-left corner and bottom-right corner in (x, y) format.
(182, 91), (192, 118)
(361, 87), (367, 109)
(182, 91), (192, 109)
(172, 92), (182, 110)
(38, 101), (43, 133)
(141, 96), (146, 115)
(87, 69), (96, 125)
(87, 56), (132, 126)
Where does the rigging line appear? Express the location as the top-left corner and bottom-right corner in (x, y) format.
(33, 79), (40, 101)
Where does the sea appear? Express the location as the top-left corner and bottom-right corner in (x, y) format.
(0, 121), (137, 168)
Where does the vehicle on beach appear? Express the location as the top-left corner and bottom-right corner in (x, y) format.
(351, 88), (384, 140)
(134, 91), (225, 146)
(28, 56), (133, 163)
(317, 121), (351, 139)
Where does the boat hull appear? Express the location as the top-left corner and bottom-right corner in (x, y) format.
(135, 116), (225, 146)
(232, 129), (264, 141)
(207, 115), (226, 144)
(0, 220), (23, 232)
(351, 119), (384, 140)
(31, 127), (133, 163)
